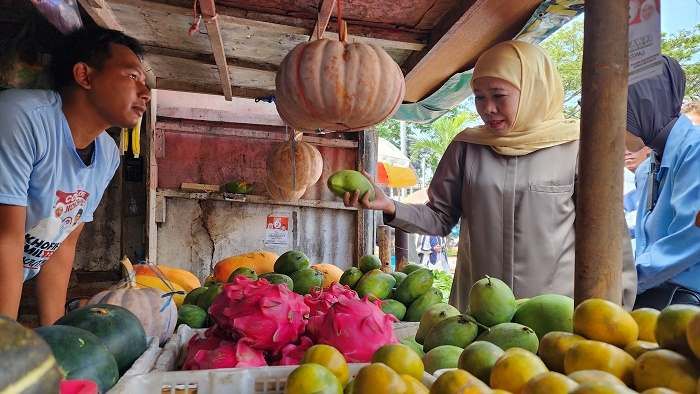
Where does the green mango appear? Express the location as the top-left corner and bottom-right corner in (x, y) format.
(405, 288), (443, 322)
(394, 268), (434, 305)
(327, 170), (375, 200)
(355, 269), (396, 300)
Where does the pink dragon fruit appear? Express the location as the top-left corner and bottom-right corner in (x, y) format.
(209, 276), (310, 353)
(304, 283), (359, 338)
(308, 296), (397, 362)
(274, 336), (314, 366)
(304, 283), (358, 317)
(183, 336), (267, 370)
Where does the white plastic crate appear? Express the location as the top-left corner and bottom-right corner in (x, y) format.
(109, 363), (436, 394)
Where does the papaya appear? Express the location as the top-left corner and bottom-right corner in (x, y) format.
(431, 369), (489, 394)
(359, 255), (382, 273)
(312, 263), (344, 288)
(399, 336), (425, 358)
(511, 294), (574, 339)
(477, 322), (539, 353)
(213, 251), (277, 282)
(567, 370), (626, 387)
(135, 275), (185, 306)
(327, 170), (375, 201)
(339, 267), (363, 289)
(415, 303), (460, 344)
(468, 276), (516, 327)
(355, 269), (395, 300)
(457, 341), (504, 383)
(395, 268), (434, 305)
(655, 304), (700, 357)
(183, 287), (208, 306)
(227, 267), (257, 282)
(132, 264), (201, 292)
(423, 315), (478, 352)
(381, 299), (407, 321)
(401, 264), (423, 275)
(289, 268), (324, 295)
(422, 345), (462, 374)
(405, 288), (443, 322)
(274, 250), (311, 275)
(390, 271), (408, 287)
(177, 304), (207, 329)
(258, 272), (293, 290)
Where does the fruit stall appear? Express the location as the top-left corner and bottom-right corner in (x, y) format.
(4, 0), (699, 394)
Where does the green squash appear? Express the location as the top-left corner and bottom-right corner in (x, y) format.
(35, 325), (119, 393)
(55, 304), (147, 374)
(0, 316), (62, 394)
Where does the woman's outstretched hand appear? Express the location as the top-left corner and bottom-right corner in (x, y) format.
(343, 170), (396, 215)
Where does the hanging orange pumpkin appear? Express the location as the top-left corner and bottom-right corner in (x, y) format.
(275, 2), (405, 132)
(266, 132), (323, 197)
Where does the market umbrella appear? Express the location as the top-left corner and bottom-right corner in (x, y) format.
(376, 137), (418, 188)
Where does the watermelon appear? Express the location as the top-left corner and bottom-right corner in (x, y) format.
(55, 304), (147, 374)
(0, 316), (62, 394)
(35, 325), (119, 393)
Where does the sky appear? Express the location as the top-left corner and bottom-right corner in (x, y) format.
(662, 0), (700, 34)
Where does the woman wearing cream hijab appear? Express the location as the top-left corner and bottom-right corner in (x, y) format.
(346, 40), (637, 310)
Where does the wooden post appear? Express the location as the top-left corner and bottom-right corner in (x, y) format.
(377, 225), (392, 272)
(575, 1), (629, 305)
(395, 229), (409, 272)
(356, 129), (378, 265)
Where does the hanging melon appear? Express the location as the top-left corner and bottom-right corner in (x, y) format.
(266, 132), (323, 201)
(274, 1), (405, 132)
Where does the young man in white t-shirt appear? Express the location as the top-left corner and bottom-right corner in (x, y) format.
(0, 27), (150, 324)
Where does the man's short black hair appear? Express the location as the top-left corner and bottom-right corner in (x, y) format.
(51, 26), (144, 90)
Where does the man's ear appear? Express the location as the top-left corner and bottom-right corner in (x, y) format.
(72, 62), (93, 90)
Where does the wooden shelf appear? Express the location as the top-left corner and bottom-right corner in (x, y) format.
(157, 189), (357, 211)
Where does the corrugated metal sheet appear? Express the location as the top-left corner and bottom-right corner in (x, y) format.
(156, 198), (356, 280)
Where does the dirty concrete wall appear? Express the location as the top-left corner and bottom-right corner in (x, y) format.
(156, 198), (355, 280)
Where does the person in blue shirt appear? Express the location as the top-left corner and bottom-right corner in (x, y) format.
(623, 147), (651, 248)
(0, 27), (150, 324)
(626, 56), (700, 309)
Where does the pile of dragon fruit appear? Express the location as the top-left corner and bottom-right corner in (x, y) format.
(182, 276), (397, 370)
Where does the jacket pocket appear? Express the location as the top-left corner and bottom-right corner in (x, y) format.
(529, 183), (574, 194)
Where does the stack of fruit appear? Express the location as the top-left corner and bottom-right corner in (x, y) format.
(286, 343), (431, 394)
(179, 273), (398, 370)
(33, 304), (149, 393)
(339, 259), (443, 322)
(397, 274), (700, 393)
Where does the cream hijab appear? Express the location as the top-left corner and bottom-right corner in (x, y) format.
(455, 40), (579, 156)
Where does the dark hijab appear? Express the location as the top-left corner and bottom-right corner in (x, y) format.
(626, 55), (686, 155)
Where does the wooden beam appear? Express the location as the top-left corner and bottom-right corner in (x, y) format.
(114, 0), (425, 52)
(199, 0), (233, 100)
(157, 189), (357, 211)
(575, 0), (629, 305)
(309, 0), (336, 41)
(402, 0), (541, 102)
(142, 45), (279, 72)
(156, 78), (274, 100)
(146, 89), (159, 262)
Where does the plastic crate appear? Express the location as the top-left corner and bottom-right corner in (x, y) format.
(109, 364), (436, 394)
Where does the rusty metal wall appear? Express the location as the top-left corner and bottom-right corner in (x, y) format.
(156, 198), (356, 280)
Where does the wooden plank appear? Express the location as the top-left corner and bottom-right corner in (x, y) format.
(377, 225), (392, 272)
(402, 0), (541, 102)
(356, 129), (377, 265)
(575, 0), (628, 305)
(139, 0), (428, 47)
(157, 189), (358, 211)
(180, 182), (222, 192)
(146, 90), (159, 262)
(142, 45), (279, 72)
(199, 0), (234, 100)
(155, 194), (166, 223)
(155, 120), (359, 148)
(309, 0), (336, 41)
